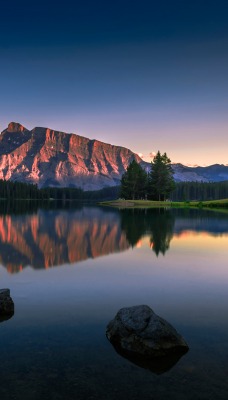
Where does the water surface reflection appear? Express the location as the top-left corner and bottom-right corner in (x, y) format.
(0, 206), (227, 273)
(0, 206), (228, 399)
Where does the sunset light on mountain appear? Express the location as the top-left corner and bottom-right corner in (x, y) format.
(0, 0), (227, 166)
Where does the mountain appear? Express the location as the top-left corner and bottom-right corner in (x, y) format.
(0, 122), (227, 189)
(0, 122), (144, 190)
(172, 163), (228, 182)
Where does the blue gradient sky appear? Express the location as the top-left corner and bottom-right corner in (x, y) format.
(0, 0), (227, 165)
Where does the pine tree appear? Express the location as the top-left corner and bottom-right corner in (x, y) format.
(120, 160), (147, 200)
(148, 151), (175, 201)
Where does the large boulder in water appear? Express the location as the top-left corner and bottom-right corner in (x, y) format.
(106, 305), (189, 360)
(0, 289), (14, 320)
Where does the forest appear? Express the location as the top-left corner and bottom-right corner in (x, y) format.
(0, 179), (119, 201)
(0, 178), (228, 202)
(170, 181), (228, 201)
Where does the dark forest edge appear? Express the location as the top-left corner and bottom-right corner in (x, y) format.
(0, 179), (228, 207)
(0, 179), (120, 201)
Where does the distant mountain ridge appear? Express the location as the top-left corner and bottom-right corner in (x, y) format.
(172, 163), (228, 183)
(0, 122), (227, 189)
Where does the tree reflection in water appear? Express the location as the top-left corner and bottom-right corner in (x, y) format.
(148, 209), (175, 256)
(120, 208), (174, 256)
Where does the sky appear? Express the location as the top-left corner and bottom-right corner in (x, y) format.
(0, 0), (227, 166)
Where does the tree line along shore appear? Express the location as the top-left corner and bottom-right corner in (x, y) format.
(0, 179), (228, 202)
(0, 179), (228, 203)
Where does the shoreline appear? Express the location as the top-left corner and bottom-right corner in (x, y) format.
(99, 199), (228, 209)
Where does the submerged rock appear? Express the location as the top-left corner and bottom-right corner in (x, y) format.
(106, 305), (188, 373)
(0, 289), (14, 318)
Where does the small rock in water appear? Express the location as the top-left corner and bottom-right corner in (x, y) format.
(0, 289), (14, 316)
(106, 305), (189, 373)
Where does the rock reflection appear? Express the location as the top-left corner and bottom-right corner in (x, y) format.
(0, 289), (14, 322)
(0, 314), (14, 323)
(110, 342), (188, 375)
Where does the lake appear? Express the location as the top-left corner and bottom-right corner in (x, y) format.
(0, 205), (228, 400)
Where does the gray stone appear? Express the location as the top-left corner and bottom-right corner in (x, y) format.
(0, 289), (10, 298)
(0, 288), (14, 316)
(106, 305), (189, 358)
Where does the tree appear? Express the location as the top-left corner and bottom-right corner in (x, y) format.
(120, 160), (147, 200)
(148, 151), (175, 201)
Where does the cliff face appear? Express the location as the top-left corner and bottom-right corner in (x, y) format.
(0, 122), (228, 188)
(0, 122), (143, 190)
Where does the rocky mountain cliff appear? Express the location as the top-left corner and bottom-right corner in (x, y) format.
(0, 122), (227, 189)
(0, 122), (143, 190)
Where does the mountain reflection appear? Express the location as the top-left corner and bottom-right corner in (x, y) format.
(0, 206), (227, 273)
(0, 207), (129, 273)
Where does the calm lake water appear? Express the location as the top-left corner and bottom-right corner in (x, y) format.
(0, 205), (228, 400)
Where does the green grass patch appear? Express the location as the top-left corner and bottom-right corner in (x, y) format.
(99, 199), (228, 209)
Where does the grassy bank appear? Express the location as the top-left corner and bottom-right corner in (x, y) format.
(100, 199), (228, 209)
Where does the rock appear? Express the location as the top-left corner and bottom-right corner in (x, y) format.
(7, 122), (28, 133)
(0, 289), (10, 298)
(0, 289), (14, 317)
(106, 305), (189, 360)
